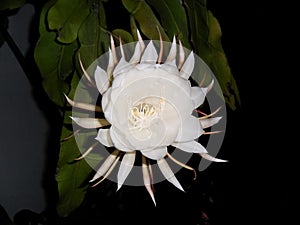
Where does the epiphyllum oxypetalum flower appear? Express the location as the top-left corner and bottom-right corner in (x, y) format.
(67, 30), (226, 205)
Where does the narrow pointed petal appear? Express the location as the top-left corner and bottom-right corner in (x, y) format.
(141, 146), (167, 160)
(107, 48), (115, 77)
(91, 155), (120, 187)
(200, 153), (228, 162)
(71, 117), (110, 128)
(140, 41), (157, 64)
(110, 35), (118, 64)
(78, 54), (96, 87)
(200, 117), (222, 129)
(157, 28), (163, 64)
(165, 36), (176, 63)
(113, 57), (131, 77)
(157, 158), (184, 192)
(129, 41), (143, 64)
(166, 152), (196, 179)
(90, 150), (119, 182)
(94, 65), (110, 94)
(95, 129), (113, 147)
(190, 86), (206, 109)
(75, 142), (98, 160)
(119, 37), (125, 59)
(172, 141), (208, 154)
(117, 151), (136, 191)
(199, 107), (221, 120)
(175, 116), (203, 142)
(142, 156), (156, 205)
(64, 94), (102, 112)
(177, 40), (185, 70)
(179, 51), (195, 79)
(136, 29), (145, 52)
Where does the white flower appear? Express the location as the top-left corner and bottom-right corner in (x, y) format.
(67, 30), (226, 205)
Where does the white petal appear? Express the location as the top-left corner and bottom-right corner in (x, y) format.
(94, 65), (110, 94)
(113, 57), (131, 77)
(190, 86), (206, 109)
(117, 151), (136, 190)
(172, 141), (208, 154)
(90, 150), (119, 182)
(70, 117), (110, 128)
(175, 116), (203, 142)
(200, 153), (228, 162)
(107, 48), (115, 77)
(140, 41), (157, 64)
(142, 156), (156, 205)
(95, 129), (114, 147)
(200, 117), (222, 129)
(179, 51), (194, 79)
(141, 147), (167, 160)
(129, 41), (143, 64)
(157, 158), (184, 192)
(165, 36), (176, 63)
(110, 126), (135, 152)
(136, 29), (145, 52)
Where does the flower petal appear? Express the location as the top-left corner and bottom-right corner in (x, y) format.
(200, 117), (222, 129)
(106, 48), (115, 77)
(175, 116), (203, 142)
(129, 40), (143, 64)
(141, 146), (167, 160)
(172, 141), (208, 154)
(71, 117), (110, 128)
(117, 151), (136, 190)
(94, 65), (110, 94)
(190, 86), (206, 109)
(179, 51), (194, 79)
(142, 156), (156, 205)
(113, 57), (131, 77)
(165, 36), (176, 63)
(200, 153), (228, 162)
(95, 129), (113, 147)
(140, 41), (157, 64)
(90, 149), (119, 182)
(157, 158), (184, 192)
(110, 126), (135, 152)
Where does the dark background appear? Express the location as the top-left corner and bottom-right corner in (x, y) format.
(0, 0), (294, 224)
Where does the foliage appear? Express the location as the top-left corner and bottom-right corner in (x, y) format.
(0, 0), (240, 217)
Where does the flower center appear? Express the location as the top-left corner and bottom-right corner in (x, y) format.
(129, 103), (158, 131)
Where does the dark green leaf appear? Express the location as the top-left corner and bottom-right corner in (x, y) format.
(112, 29), (134, 43)
(77, 1), (109, 74)
(0, 0), (25, 10)
(184, 0), (240, 110)
(0, 16), (8, 48)
(146, 0), (190, 47)
(48, 0), (90, 43)
(57, 121), (100, 217)
(122, 0), (169, 41)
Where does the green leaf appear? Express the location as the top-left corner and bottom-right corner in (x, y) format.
(0, 0), (25, 10)
(122, 0), (169, 41)
(146, 0), (190, 47)
(57, 121), (100, 217)
(47, 0), (90, 43)
(184, 0), (240, 110)
(77, 1), (109, 74)
(112, 29), (134, 43)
